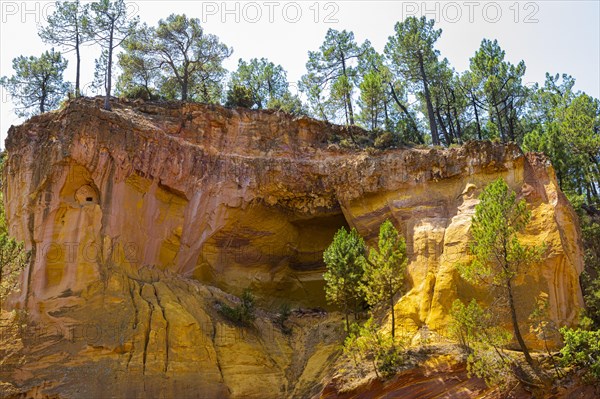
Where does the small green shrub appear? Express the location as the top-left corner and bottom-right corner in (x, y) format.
(276, 303), (292, 334)
(450, 298), (517, 388)
(343, 318), (404, 378)
(377, 347), (403, 377)
(218, 289), (256, 327)
(560, 327), (600, 381)
(225, 85), (256, 108)
(449, 298), (486, 350)
(120, 85), (160, 101)
(373, 131), (395, 149)
(466, 340), (514, 388)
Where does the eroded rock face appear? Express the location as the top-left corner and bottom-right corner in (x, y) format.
(1, 97), (584, 398)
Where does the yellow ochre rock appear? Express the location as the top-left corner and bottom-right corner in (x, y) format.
(1, 97), (584, 398)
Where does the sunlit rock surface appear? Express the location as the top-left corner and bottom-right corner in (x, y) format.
(1, 97), (584, 398)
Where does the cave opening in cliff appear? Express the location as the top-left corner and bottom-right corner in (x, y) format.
(288, 212), (351, 271)
(195, 205), (352, 308)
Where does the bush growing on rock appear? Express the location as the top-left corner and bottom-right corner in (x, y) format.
(559, 327), (600, 382)
(275, 302), (292, 335)
(218, 289), (256, 327)
(0, 154), (30, 309)
(343, 318), (405, 378)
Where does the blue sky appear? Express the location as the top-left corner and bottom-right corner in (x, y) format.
(1, 0), (599, 147)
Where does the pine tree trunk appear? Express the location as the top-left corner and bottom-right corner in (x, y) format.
(40, 78), (47, 113)
(182, 71), (188, 101)
(435, 107), (450, 145)
(346, 91), (354, 125)
(75, 32), (81, 97)
(471, 95), (482, 140)
(384, 99), (390, 131)
(390, 294), (395, 338)
(104, 22), (114, 111)
(389, 83), (422, 143)
(340, 56), (354, 125)
(506, 278), (535, 367)
(495, 105), (505, 142)
(418, 53), (439, 145)
(453, 106), (463, 143)
(345, 308), (350, 333)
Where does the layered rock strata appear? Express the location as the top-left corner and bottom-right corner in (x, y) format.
(1, 97), (584, 398)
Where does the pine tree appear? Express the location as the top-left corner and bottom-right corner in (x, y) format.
(323, 227), (367, 332)
(363, 220), (408, 338)
(86, 0), (139, 110)
(227, 58), (290, 109)
(469, 39), (527, 143)
(458, 178), (542, 369)
(116, 24), (161, 99)
(0, 49), (70, 117)
(357, 70), (387, 131)
(385, 16), (442, 145)
(119, 14), (231, 103)
(38, 0), (88, 97)
(301, 29), (362, 125)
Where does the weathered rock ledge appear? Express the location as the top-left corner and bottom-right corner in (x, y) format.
(1, 97), (585, 398)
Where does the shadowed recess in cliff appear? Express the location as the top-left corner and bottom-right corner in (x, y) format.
(193, 199), (351, 308)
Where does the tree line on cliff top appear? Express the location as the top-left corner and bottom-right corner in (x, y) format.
(1, 0), (598, 209)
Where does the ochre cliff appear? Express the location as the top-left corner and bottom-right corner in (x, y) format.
(0, 97), (584, 398)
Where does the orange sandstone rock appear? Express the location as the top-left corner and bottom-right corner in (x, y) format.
(0, 97), (584, 398)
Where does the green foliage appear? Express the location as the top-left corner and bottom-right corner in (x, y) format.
(467, 337), (514, 388)
(0, 49), (70, 117)
(86, 0), (139, 110)
(357, 70), (387, 131)
(459, 178), (541, 287)
(560, 327), (600, 381)
(577, 209), (600, 327)
(275, 303), (292, 335)
(218, 289), (256, 327)
(118, 84), (160, 101)
(116, 24), (161, 100)
(119, 14), (231, 103)
(449, 298), (486, 350)
(228, 58), (291, 109)
(38, 0), (87, 97)
(523, 74), (600, 202)
(363, 219), (407, 337)
(0, 155), (30, 307)
(266, 93), (306, 116)
(343, 318), (404, 378)
(299, 72), (330, 122)
(0, 234), (29, 306)
(225, 84), (256, 108)
(450, 299), (515, 387)
(355, 43), (421, 142)
(428, 59), (468, 145)
(300, 29), (363, 125)
(469, 39), (528, 143)
(323, 227), (367, 332)
(373, 131), (395, 149)
(156, 13), (231, 102)
(385, 16), (442, 145)
(457, 178), (542, 369)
